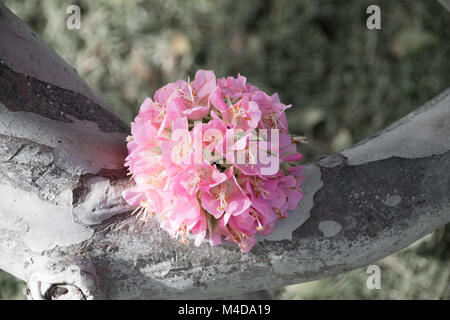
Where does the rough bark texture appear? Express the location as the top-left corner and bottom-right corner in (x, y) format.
(0, 4), (449, 300)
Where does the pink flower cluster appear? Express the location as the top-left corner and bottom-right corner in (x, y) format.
(122, 70), (305, 253)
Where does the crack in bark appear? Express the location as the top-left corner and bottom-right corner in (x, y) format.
(0, 135), (71, 198)
(6, 144), (25, 162)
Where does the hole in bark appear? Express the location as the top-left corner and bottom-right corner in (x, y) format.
(45, 284), (86, 300)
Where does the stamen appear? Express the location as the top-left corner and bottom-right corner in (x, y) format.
(273, 208), (285, 218)
(146, 170), (167, 189)
(251, 177), (270, 197)
(291, 135), (308, 144)
(131, 200), (156, 221)
(250, 209), (264, 232)
(185, 173), (201, 195)
(153, 102), (166, 121)
(177, 80), (198, 105)
(187, 78), (196, 102)
(213, 185), (228, 213)
(227, 225), (248, 248)
(264, 112), (285, 130)
(178, 224), (189, 244)
(230, 104), (248, 122)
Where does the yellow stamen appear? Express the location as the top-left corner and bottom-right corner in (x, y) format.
(213, 185), (228, 213)
(227, 225), (248, 248)
(230, 104), (248, 122)
(178, 224), (189, 244)
(264, 112), (285, 130)
(131, 200), (156, 221)
(146, 170), (167, 189)
(251, 177), (270, 197)
(250, 209), (264, 232)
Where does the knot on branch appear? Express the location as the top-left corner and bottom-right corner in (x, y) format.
(317, 152), (347, 168)
(26, 258), (98, 300)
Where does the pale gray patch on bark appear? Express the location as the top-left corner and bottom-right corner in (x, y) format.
(342, 88), (450, 165)
(318, 220), (342, 238)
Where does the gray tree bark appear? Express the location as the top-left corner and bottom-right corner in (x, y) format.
(0, 3), (449, 300)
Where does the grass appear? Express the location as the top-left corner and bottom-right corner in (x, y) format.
(0, 272), (25, 300)
(1, 0), (449, 299)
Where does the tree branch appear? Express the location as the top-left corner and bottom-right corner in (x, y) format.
(0, 4), (449, 299)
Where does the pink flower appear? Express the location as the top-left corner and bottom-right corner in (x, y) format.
(165, 70), (216, 121)
(190, 70), (217, 105)
(211, 91), (261, 130)
(122, 70), (305, 253)
(223, 214), (258, 253)
(172, 162), (227, 198)
(200, 167), (251, 223)
(217, 73), (258, 99)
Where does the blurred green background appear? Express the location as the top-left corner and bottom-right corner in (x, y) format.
(1, 0), (449, 299)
